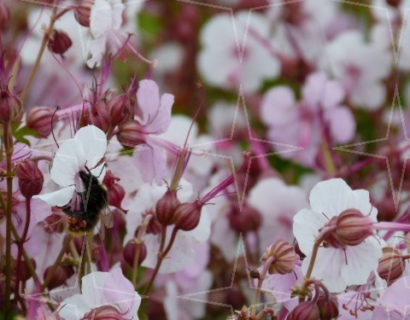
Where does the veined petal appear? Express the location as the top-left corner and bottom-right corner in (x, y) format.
(137, 79), (160, 125)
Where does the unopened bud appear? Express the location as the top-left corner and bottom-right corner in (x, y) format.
(0, 0), (10, 30)
(386, 0), (402, 7)
(156, 189), (179, 226)
(287, 300), (320, 320)
(0, 89), (22, 124)
(16, 160), (44, 198)
(26, 106), (54, 137)
(262, 240), (298, 275)
(109, 93), (131, 126)
(43, 265), (74, 290)
(47, 29), (72, 55)
(316, 292), (339, 320)
(20, 259), (36, 282)
(173, 201), (202, 231)
(80, 101), (111, 132)
(335, 209), (373, 246)
(228, 204), (262, 234)
(117, 120), (145, 148)
(74, 0), (94, 27)
(377, 247), (405, 284)
(123, 240), (147, 267)
(103, 170), (125, 210)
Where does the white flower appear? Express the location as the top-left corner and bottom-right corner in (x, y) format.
(293, 178), (382, 292)
(34, 125), (107, 207)
(58, 268), (141, 320)
(198, 12), (280, 92)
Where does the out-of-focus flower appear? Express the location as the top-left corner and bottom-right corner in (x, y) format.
(34, 125), (107, 207)
(58, 267), (141, 320)
(320, 30), (392, 110)
(260, 72), (355, 167)
(198, 12), (280, 92)
(293, 178), (382, 292)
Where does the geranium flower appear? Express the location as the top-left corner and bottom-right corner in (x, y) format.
(34, 125), (107, 208)
(293, 178), (383, 292)
(198, 12), (280, 92)
(58, 267), (141, 320)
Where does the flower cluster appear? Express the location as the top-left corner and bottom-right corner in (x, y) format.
(1, 0), (410, 320)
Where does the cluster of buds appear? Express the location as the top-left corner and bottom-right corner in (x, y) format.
(15, 160), (44, 199)
(289, 282), (338, 320)
(377, 247), (406, 285)
(322, 209), (374, 248)
(26, 106), (54, 137)
(261, 240), (299, 275)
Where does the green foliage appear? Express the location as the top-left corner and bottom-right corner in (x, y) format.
(11, 125), (39, 145)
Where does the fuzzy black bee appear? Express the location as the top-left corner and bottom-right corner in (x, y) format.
(62, 168), (110, 234)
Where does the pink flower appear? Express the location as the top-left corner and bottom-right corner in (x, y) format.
(58, 268), (141, 320)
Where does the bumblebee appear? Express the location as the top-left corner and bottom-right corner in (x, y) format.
(63, 168), (110, 234)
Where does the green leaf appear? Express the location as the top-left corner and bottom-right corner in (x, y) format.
(11, 125), (39, 145)
(138, 12), (161, 36)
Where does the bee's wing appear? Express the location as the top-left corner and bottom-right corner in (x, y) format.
(100, 207), (114, 229)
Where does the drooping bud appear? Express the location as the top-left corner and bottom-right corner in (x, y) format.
(377, 247), (405, 284)
(0, 0), (10, 31)
(16, 160), (44, 198)
(0, 88), (22, 124)
(74, 0), (94, 27)
(386, 0), (402, 7)
(262, 240), (299, 275)
(228, 204), (262, 234)
(47, 29), (72, 55)
(117, 120), (146, 148)
(156, 189), (179, 226)
(123, 240), (147, 267)
(286, 300), (321, 320)
(109, 93), (131, 126)
(316, 292), (339, 320)
(103, 170), (126, 210)
(335, 209), (374, 246)
(43, 265), (74, 290)
(26, 106), (54, 137)
(173, 200), (202, 231)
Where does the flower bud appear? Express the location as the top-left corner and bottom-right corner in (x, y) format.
(74, 0), (94, 27)
(316, 292), (339, 320)
(103, 170), (125, 210)
(335, 209), (373, 246)
(123, 240), (147, 267)
(47, 29), (72, 55)
(117, 120), (145, 148)
(43, 265), (74, 290)
(377, 247), (405, 284)
(262, 240), (298, 275)
(0, 0), (10, 31)
(386, 0), (401, 7)
(156, 189), (179, 226)
(26, 106), (54, 137)
(16, 160), (44, 198)
(109, 93), (131, 126)
(20, 259), (36, 282)
(228, 204), (262, 234)
(287, 301), (320, 320)
(173, 201), (202, 231)
(80, 101), (111, 133)
(82, 305), (128, 320)
(0, 88), (22, 124)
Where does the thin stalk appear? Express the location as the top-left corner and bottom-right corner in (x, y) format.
(131, 215), (152, 287)
(251, 256), (275, 316)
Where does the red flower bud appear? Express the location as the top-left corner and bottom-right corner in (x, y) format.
(377, 247), (405, 285)
(316, 292), (339, 320)
(335, 209), (374, 246)
(262, 240), (299, 275)
(26, 106), (54, 137)
(386, 0), (401, 7)
(74, 0), (94, 27)
(0, 88), (22, 124)
(173, 201), (202, 231)
(103, 170), (125, 210)
(117, 120), (145, 148)
(287, 301), (320, 320)
(0, 0), (10, 31)
(80, 100), (111, 133)
(16, 160), (44, 198)
(47, 29), (72, 55)
(228, 204), (262, 234)
(20, 258), (36, 282)
(43, 265), (74, 290)
(123, 240), (147, 267)
(156, 190), (179, 226)
(109, 93), (131, 126)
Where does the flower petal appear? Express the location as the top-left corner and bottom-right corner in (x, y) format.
(34, 186), (76, 207)
(137, 79), (160, 125)
(74, 125), (107, 170)
(58, 294), (90, 320)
